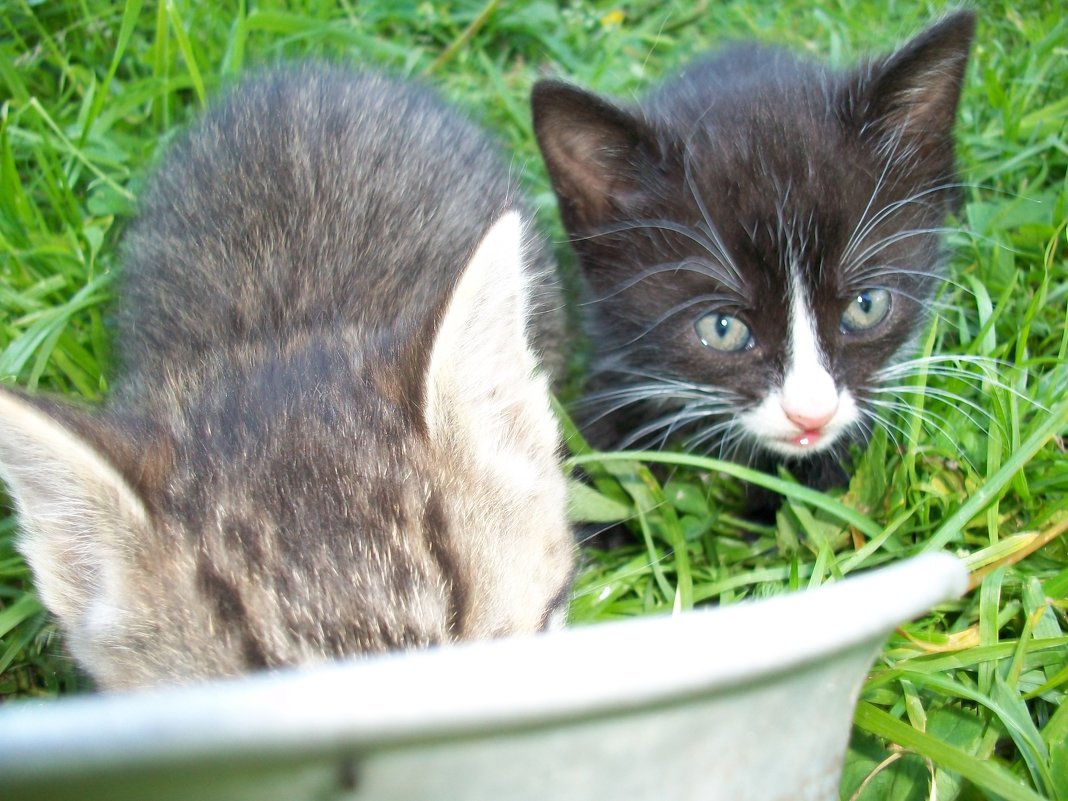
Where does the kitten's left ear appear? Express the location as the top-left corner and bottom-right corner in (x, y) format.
(860, 10), (976, 144)
(424, 211), (559, 466)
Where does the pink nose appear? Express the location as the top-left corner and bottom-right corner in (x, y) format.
(783, 406), (836, 432)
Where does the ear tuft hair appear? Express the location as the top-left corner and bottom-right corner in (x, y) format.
(859, 11), (975, 149)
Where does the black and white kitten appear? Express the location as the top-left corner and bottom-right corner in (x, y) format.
(532, 12), (975, 515)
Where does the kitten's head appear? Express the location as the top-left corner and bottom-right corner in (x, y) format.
(533, 12), (974, 462)
(0, 213), (575, 690)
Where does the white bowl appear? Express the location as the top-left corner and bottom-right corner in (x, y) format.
(0, 552), (967, 801)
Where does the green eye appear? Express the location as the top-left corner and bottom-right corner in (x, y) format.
(841, 288), (891, 332)
(695, 313), (752, 352)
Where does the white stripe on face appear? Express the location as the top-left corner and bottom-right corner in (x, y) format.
(780, 274), (838, 430)
(738, 274), (859, 456)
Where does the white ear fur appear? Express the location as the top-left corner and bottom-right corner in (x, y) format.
(425, 212), (557, 466)
(0, 391), (146, 635)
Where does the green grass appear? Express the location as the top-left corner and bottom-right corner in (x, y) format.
(1, 1), (1066, 799)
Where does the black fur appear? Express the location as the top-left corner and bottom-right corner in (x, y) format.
(533, 13), (975, 515)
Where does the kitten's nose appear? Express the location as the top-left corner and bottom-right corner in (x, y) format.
(781, 365), (839, 432)
(783, 405), (837, 432)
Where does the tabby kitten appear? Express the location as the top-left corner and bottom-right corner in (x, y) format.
(533, 12), (975, 513)
(0, 67), (575, 690)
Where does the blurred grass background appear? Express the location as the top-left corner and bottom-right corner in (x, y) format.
(1, 1), (1066, 798)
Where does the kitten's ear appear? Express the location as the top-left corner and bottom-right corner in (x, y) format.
(0, 389), (150, 642)
(424, 211), (558, 466)
(532, 80), (661, 228)
(859, 11), (975, 145)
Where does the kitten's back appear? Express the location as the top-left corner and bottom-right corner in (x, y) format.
(0, 67), (574, 689)
(119, 67), (552, 385)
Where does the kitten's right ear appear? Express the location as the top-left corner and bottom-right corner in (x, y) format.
(0, 389), (149, 647)
(532, 80), (661, 228)
(423, 212), (559, 472)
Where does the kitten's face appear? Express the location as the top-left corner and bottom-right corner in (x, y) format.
(573, 131), (944, 461)
(533, 12), (974, 465)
